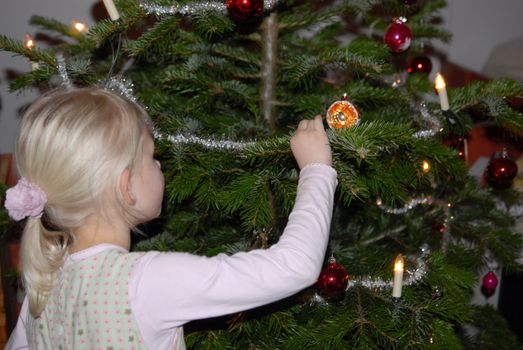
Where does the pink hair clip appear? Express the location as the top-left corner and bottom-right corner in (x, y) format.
(4, 178), (47, 221)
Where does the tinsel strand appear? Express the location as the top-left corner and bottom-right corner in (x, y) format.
(104, 76), (138, 103)
(55, 53), (72, 88)
(376, 196), (434, 214)
(139, 0), (281, 16)
(156, 131), (256, 151)
(413, 103), (442, 139)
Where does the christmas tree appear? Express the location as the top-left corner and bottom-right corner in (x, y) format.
(2, 0), (523, 348)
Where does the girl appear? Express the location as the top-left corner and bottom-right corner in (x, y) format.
(5, 87), (337, 349)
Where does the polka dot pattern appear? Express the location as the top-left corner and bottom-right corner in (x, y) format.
(27, 250), (146, 349)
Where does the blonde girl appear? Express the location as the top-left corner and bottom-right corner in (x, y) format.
(5, 87), (336, 349)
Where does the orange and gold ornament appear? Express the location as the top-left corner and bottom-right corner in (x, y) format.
(326, 93), (360, 129)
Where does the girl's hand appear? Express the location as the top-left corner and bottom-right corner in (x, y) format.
(290, 115), (332, 169)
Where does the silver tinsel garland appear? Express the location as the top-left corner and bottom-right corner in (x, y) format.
(412, 103), (442, 139)
(55, 53), (72, 88)
(140, 0), (281, 16)
(376, 196), (434, 214)
(104, 76), (138, 103)
(156, 131), (256, 151)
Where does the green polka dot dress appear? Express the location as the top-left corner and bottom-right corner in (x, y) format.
(27, 249), (147, 349)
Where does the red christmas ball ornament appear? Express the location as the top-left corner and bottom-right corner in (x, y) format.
(481, 271), (499, 297)
(384, 18), (413, 53)
(408, 56), (432, 74)
(486, 154), (518, 189)
(317, 257), (349, 299)
(432, 222), (446, 234)
(226, 0), (264, 22)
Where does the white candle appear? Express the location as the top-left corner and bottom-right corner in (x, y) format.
(102, 0), (120, 21)
(24, 33), (39, 71)
(392, 254), (404, 298)
(434, 73), (450, 111)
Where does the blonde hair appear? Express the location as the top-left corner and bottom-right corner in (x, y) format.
(15, 87), (152, 317)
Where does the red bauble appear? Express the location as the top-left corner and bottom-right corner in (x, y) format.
(432, 222), (446, 234)
(384, 19), (413, 53)
(481, 271), (499, 297)
(226, 0), (264, 22)
(317, 258), (349, 299)
(408, 56), (432, 74)
(486, 156), (518, 189)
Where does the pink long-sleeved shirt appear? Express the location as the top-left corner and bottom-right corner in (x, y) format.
(7, 163), (337, 349)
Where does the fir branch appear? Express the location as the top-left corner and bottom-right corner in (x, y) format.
(485, 77), (523, 97)
(278, 2), (343, 31)
(29, 15), (88, 43)
(125, 16), (180, 57)
(86, 19), (122, 44)
(329, 121), (415, 161)
(211, 43), (261, 66)
(449, 80), (523, 134)
(243, 136), (291, 166)
(343, 80), (408, 107)
(321, 47), (386, 74)
(463, 305), (523, 350)
(220, 172), (263, 215)
(282, 54), (323, 89)
(233, 173), (272, 230)
(483, 96), (523, 134)
(9, 66), (55, 91)
(410, 0), (448, 21)
(191, 10), (235, 39)
(0, 34), (55, 65)
(87, 10), (146, 45)
(410, 23), (452, 43)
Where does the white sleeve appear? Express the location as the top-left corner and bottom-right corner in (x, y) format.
(5, 297), (29, 350)
(129, 164), (337, 333)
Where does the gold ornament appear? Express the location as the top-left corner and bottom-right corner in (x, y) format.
(326, 93), (360, 129)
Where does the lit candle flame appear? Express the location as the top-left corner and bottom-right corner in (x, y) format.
(434, 73), (446, 91)
(72, 20), (88, 33)
(422, 160), (431, 173)
(394, 254), (404, 272)
(24, 33), (35, 50)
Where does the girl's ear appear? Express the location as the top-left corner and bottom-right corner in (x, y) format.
(119, 169), (136, 206)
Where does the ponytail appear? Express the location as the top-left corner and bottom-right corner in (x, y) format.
(21, 218), (72, 317)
